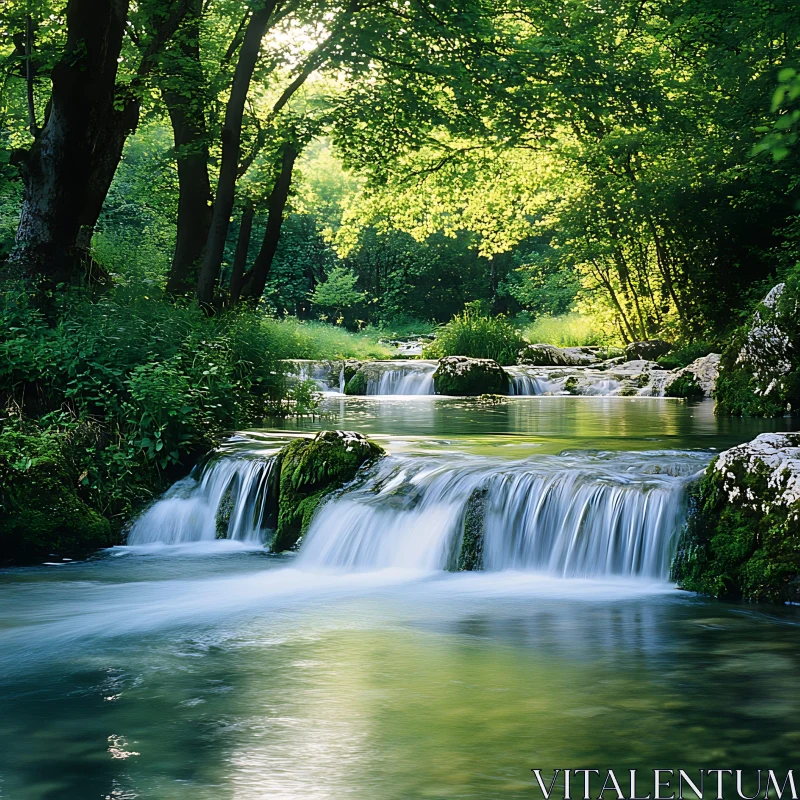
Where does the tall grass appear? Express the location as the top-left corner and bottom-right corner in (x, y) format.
(521, 314), (611, 347)
(423, 307), (524, 366)
(267, 318), (392, 360)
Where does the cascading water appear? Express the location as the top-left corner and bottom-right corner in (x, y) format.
(129, 442), (708, 580)
(127, 454), (278, 545)
(297, 451), (706, 577)
(364, 363), (435, 395)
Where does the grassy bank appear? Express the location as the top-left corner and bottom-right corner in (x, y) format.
(0, 287), (393, 561)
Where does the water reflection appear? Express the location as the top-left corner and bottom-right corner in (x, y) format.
(1, 557), (800, 799)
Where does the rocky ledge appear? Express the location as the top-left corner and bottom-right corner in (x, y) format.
(672, 432), (800, 603)
(716, 282), (800, 416)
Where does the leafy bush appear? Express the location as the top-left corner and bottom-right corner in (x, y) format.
(520, 314), (611, 347)
(424, 303), (524, 366)
(0, 287), (291, 536)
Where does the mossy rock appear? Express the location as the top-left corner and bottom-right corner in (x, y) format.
(457, 486), (488, 571)
(671, 433), (800, 603)
(0, 428), (111, 560)
(433, 356), (509, 396)
(665, 374), (704, 399)
(715, 283), (800, 417)
(564, 376), (580, 395)
(344, 368), (369, 395)
(272, 430), (384, 552)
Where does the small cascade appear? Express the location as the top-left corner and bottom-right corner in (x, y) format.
(506, 365), (667, 397)
(506, 368), (565, 395)
(296, 451), (708, 577)
(289, 360), (342, 393)
(364, 362), (436, 395)
(127, 455), (278, 545)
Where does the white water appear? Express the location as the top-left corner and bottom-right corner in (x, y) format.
(127, 454), (278, 545)
(364, 363), (435, 395)
(128, 446), (708, 579)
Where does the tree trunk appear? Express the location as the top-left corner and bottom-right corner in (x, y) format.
(196, 0), (280, 307)
(238, 142), (298, 302)
(9, 0), (129, 287)
(163, 0), (213, 295)
(229, 203), (254, 303)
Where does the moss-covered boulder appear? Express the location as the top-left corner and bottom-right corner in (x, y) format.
(716, 283), (800, 416)
(671, 432), (800, 603)
(272, 430), (384, 552)
(0, 427), (111, 561)
(665, 353), (720, 399)
(433, 356), (509, 396)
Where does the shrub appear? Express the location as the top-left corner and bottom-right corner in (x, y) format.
(664, 374), (705, 399)
(424, 303), (524, 366)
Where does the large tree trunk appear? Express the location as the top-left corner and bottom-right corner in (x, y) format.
(196, 0), (280, 307)
(9, 0), (129, 287)
(238, 142), (297, 302)
(163, 0), (213, 295)
(229, 203), (255, 304)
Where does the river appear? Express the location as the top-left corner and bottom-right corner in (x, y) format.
(1, 397), (798, 799)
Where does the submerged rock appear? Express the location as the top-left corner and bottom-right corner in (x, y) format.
(624, 339), (673, 361)
(433, 356), (509, 396)
(272, 430), (384, 552)
(716, 283), (800, 416)
(672, 432), (800, 603)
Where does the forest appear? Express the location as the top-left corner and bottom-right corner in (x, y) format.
(0, 0), (799, 557)
(4, 3), (800, 796)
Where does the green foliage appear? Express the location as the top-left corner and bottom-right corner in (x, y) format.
(521, 314), (612, 347)
(424, 304), (524, 366)
(0, 285), (290, 537)
(753, 68), (800, 162)
(0, 419), (112, 560)
(265, 317), (391, 360)
(657, 342), (715, 370)
(664, 374), (704, 400)
(310, 265), (367, 328)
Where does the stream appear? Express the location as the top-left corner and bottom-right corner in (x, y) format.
(2, 396), (799, 799)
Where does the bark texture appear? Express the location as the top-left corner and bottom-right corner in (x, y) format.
(9, 0), (129, 286)
(163, 0), (213, 295)
(197, 0), (280, 306)
(238, 142), (298, 302)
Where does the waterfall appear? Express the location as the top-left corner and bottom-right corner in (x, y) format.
(296, 451), (707, 577)
(290, 360), (342, 393)
(128, 444), (707, 579)
(506, 366), (667, 397)
(506, 368), (565, 395)
(127, 455), (278, 545)
(364, 362), (436, 395)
